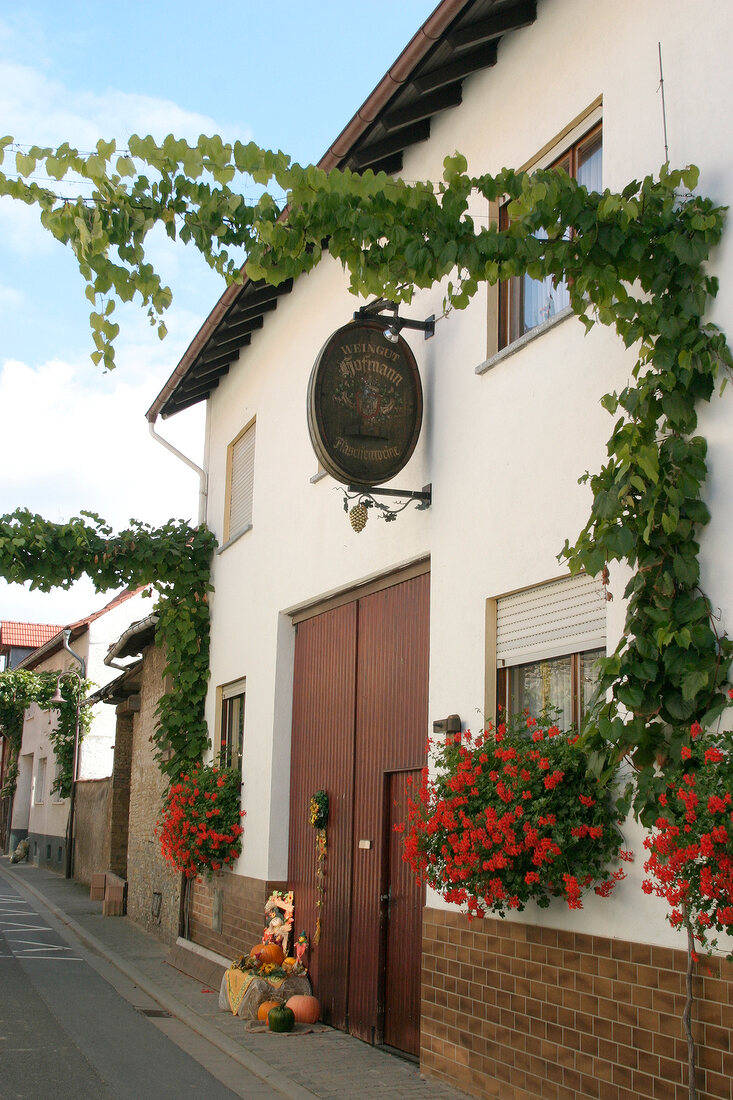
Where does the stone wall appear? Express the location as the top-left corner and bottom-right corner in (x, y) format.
(421, 908), (733, 1100)
(125, 641), (181, 945)
(73, 778), (110, 883)
(188, 872), (287, 959)
(108, 711), (132, 877)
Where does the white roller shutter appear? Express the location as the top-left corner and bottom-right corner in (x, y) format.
(228, 422), (255, 537)
(496, 574), (606, 667)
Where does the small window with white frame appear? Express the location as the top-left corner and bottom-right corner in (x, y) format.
(490, 574), (606, 729)
(498, 110), (602, 351)
(35, 756), (47, 804)
(224, 419), (256, 543)
(217, 678), (245, 773)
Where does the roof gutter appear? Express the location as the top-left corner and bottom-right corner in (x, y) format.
(16, 623), (86, 671)
(104, 613), (158, 668)
(146, 0), (473, 425)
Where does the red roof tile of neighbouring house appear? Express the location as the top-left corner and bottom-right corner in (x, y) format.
(14, 587), (149, 670)
(65, 587), (145, 632)
(0, 621), (64, 649)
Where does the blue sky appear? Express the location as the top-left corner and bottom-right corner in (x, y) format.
(0, 1), (438, 623)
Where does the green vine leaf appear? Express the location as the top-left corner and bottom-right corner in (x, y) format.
(0, 135), (731, 820)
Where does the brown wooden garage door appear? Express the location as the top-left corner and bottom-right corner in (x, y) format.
(288, 570), (429, 1054)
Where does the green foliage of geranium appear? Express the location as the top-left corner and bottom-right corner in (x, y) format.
(642, 713), (733, 958)
(157, 762), (244, 878)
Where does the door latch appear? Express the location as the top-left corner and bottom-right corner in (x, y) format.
(380, 887), (392, 917)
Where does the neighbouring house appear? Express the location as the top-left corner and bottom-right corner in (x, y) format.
(88, 613), (183, 944)
(0, 620), (63, 672)
(7, 589), (148, 870)
(143, 2), (733, 1096)
(0, 620), (62, 850)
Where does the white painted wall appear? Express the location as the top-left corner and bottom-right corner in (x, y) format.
(77, 589), (150, 779)
(10, 590), (151, 847)
(199, 0), (733, 956)
(12, 642), (87, 846)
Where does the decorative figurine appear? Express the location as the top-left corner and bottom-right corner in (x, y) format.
(262, 889), (294, 956)
(295, 930), (309, 968)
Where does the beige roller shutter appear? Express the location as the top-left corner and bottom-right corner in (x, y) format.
(496, 574), (606, 667)
(228, 422), (255, 537)
(222, 677), (246, 701)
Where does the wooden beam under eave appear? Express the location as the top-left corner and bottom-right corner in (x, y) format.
(413, 41), (498, 94)
(350, 119), (431, 170)
(231, 277), (294, 314)
(381, 83), (463, 133)
(187, 358), (235, 387)
(211, 314), (264, 347)
(172, 375), (222, 405)
(222, 298), (278, 329)
(446, 1), (537, 50)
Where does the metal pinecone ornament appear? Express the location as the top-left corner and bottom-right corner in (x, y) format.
(349, 503), (368, 533)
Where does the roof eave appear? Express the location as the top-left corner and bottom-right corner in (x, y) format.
(146, 0), (475, 424)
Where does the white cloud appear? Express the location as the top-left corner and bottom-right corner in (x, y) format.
(0, 18), (234, 626)
(0, 351), (205, 526)
(0, 345), (206, 623)
(0, 60), (251, 151)
(0, 282), (23, 308)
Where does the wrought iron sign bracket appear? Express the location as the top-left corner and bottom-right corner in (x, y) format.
(340, 484), (432, 533)
(347, 483), (432, 505)
(353, 300), (435, 341)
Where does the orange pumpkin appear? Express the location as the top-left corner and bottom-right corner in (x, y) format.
(286, 994), (320, 1024)
(250, 942), (284, 966)
(257, 999), (282, 1022)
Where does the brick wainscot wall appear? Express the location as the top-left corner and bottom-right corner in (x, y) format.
(187, 873), (287, 959)
(421, 909), (732, 1100)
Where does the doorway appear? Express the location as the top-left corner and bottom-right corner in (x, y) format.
(288, 570), (429, 1054)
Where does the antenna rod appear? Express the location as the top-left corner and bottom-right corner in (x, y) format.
(658, 42), (669, 164)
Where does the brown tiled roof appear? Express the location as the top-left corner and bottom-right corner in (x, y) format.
(14, 588), (147, 670)
(0, 622), (63, 649)
(65, 587), (144, 632)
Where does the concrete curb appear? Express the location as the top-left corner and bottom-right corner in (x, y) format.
(0, 863), (318, 1100)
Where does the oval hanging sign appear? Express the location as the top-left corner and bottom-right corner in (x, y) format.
(307, 318), (423, 487)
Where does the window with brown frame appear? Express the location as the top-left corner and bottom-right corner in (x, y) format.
(498, 124), (602, 350)
(492, 573), (606, 729)
(496, 647), (604, 730)
(218, 678), (245, 773)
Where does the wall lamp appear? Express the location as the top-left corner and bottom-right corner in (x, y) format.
(353, 300), (435, 341)
(49, 630), (87, 880)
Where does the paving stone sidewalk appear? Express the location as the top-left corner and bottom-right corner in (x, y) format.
(1, 859), (471, 1100)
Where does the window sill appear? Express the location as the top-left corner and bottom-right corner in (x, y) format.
(476, 306), (574, 376)
(216, 524), (253, 555)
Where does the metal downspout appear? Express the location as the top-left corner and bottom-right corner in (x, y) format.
(147, 419), (208, 526)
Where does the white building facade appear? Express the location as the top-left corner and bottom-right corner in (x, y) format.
(148, 2), (733, 1095)
(9, 590), (148, 869)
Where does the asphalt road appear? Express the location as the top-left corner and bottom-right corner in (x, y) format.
(0, 877), (246, 1100)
